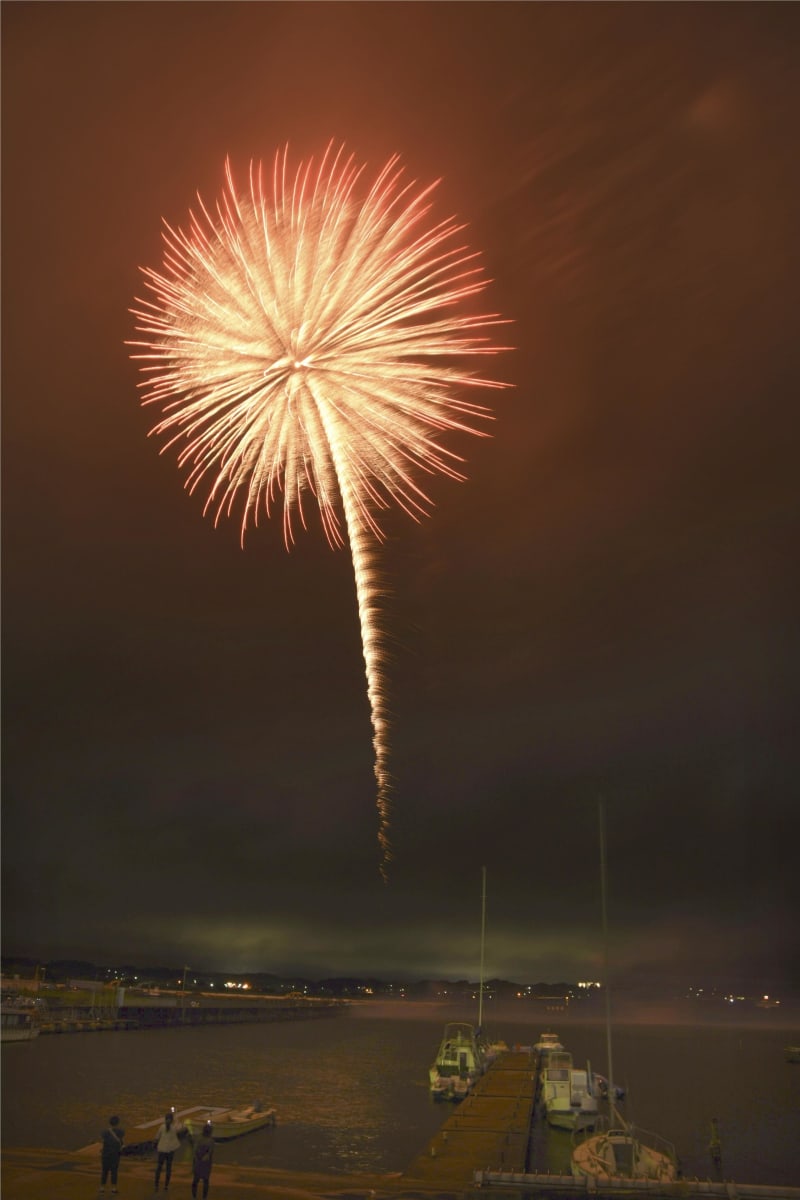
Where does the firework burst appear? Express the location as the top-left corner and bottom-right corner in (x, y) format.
(129, 144), (510, 876)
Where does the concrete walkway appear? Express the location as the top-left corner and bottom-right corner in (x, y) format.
(1, 1147), (405, 1200)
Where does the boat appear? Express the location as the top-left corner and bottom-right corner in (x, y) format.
(430, 867), (502, 1100)
(570, 800), (678, 1182)
(1, 1007), (41, 1042)
(86, 1103), (277, 1155)
(475, 866), (505, 1068)
(481, 1036), (509, 1066)
(541, 1050), (599, 1131)
(184, 1103), (276, 1140)
(534, 1030), (564, 1058)
(429, 1022), (484, 1100)
(572, 1116), (679, 1182)
(785, 1046), (800, 1063)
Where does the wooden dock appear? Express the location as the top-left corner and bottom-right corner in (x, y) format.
(403, 1048), (538, 1187)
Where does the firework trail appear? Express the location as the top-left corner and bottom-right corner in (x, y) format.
(129, 144), (510, 876)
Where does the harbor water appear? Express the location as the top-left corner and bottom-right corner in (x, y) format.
(2, 1003), (798, 1186)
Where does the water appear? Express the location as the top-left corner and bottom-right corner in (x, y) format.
(2, 1004), (799, 1185)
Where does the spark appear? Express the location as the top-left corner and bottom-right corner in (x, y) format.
(129, 143), (511, 876)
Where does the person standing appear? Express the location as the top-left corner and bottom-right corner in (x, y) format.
(153, 1109), (182, 1192)
(99, 1114), (124, 1195)
(190, 1122), (215, 1199)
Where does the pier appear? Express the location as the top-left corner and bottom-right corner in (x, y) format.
(404, 1047), (538, 1186)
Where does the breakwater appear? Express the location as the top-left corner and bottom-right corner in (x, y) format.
(35, 995), (346, 1033)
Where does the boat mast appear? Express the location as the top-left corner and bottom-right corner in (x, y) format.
(598, 799), (615, 1106)
(478, 865), (487, 1030)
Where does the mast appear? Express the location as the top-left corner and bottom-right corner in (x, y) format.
(598, 799), (615, 1105)
(478, 865), (487, 1030)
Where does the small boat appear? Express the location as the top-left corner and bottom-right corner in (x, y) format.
(1, 1007), (40, 1042)
(480, 1036), (508, 1066)
(534, 1030), (564, 1058)
(92, 1104), (276, 1155)
(571, 1114), (679, 1182)
(184, 1103), (276, 1141)
(429, 1022), (484, 1100)
(541, 1051), (598, 1131)
(785, 1046), (800, 1063)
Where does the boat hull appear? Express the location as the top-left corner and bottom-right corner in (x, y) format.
(572, 1125), (678, 1183)
(542, 1054), (598, 1132)
(185, 1106), (276, 1141)
(429, 1022), (484, 1099)
(547, 1104), (597, 1132)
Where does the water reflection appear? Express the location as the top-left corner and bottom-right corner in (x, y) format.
(2, 1009), (798, 1182)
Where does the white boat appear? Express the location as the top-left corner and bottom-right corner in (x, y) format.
(480, 1036), (509, 1066)
(429, 1022), (484, 1100)
(570, 801), (678, 1182)
(1, 1007), (40, 1042)
(572, 1115), (679, 1182)
(184, 1102), (276, 1141)
(541, 1051), (598, 1131)
(85, 1103), (277, 1155)
(534, 1030), (564, 1057)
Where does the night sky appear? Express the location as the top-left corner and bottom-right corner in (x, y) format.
(3, 3), (798, 992)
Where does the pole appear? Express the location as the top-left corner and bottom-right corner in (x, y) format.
(478, 866), (487, 1031)
(598, 799), (615, 1107)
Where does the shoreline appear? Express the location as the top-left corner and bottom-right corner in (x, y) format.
(1, 1146), (400, 1200)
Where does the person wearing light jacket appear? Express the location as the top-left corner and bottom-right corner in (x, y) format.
(154, 1110), (183, 1192)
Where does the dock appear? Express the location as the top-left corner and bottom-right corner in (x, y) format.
(404, 1047), (538, 1186)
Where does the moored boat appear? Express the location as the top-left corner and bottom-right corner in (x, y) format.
(541, 1051), (598, 1131)
(785, 1045), (800, 1063)
(185, 1102), (276, 1140)
(1, 1007), (40, 1042)
(534, 1030), (563, 1057)
(429, 868), (501, 1100)
(571, 1114), (679, 1182)
(429, 1022), (484, 1100)
(571, 803), (679, 1183)
(86, 1103), (277, 1155)
(480, 1035), (508, 1066)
